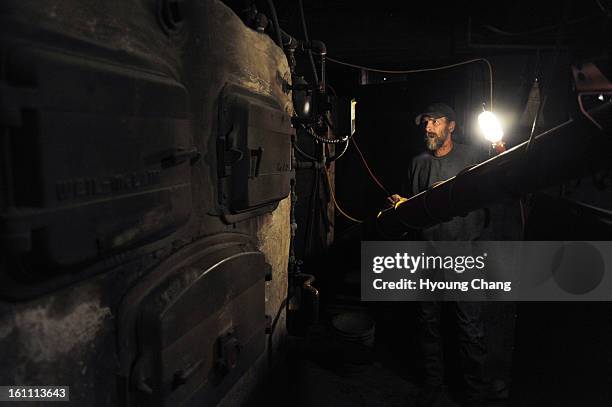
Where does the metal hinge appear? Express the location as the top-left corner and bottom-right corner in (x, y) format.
(0, 80), (39, 127)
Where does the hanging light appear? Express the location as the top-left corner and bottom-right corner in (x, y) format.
(478, 105), (505, 153)
(478, 111), (503, 143)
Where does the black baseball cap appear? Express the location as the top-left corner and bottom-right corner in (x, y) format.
(415, 102), (457, 125)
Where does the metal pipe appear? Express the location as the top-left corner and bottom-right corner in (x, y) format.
(376, 111), (611, 238)
(266, 0), (283, 50)
(298, 273), (319, 325)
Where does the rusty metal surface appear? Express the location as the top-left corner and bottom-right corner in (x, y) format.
(0, 0), (292, 405)
(118, 233), (267, 407)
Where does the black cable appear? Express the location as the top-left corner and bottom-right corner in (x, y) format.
(266, 0), (283, 50)
(304, 167), (321, 255)
(525, 0), (572, 152)
(316, 116), (352, 157)
(326, 137), (350, 163)
(327, 57), (494, 110)
(521, 1), (573, 240)
(294, 142), (318, 162)
(294, 124), (324, 163)
(308, 127), (348, 144)
(596, 0), (612, 17)
(480, 14), (597, 37)
(298, 0), (319, 84)
(288, 179), (298, 275)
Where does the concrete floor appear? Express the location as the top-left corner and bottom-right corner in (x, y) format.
(249, 321), (510, 407)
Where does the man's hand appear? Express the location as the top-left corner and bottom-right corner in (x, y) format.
(387, 194), (408, 208)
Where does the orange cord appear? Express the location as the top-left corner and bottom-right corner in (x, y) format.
(324, 167), (363, 223)
(351, 138), (391, 195)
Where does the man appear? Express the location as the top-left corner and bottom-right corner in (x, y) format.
(388, 103), (487, 407)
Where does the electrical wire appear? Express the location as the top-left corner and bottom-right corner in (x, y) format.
(350, 137), (391, 195)
(266, 0), (283, 50)
(308, 127), (348, 144)
(326, 137), (350, 163)
(304, 166), (321, 252)
(294, 141), (319, 162)
(520, 0), (573, 239)
(526, 0), (572, 152)
(479, 14), (597, 36)
(323, 166), (363, 223)
(298, 0), (319, 84)
(326, 84), (338, 96)
(327, 56), (494, 110)
(596, 0), (612, 17)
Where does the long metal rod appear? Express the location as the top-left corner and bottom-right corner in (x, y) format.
(376, 113), (611, 237)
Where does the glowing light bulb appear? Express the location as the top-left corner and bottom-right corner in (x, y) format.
(478, 110), (504, 144)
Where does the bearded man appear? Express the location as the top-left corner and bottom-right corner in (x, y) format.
(387, 103), (488, 407)
(389, 102), (485, 240)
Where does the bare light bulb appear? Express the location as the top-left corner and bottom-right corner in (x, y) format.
(478, 110), (504, 144)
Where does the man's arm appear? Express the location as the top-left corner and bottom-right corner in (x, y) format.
(386, 157), (419, 207)
(386, 194), (408, 207)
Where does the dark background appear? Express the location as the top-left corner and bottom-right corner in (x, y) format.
(227, 1), (612, 406)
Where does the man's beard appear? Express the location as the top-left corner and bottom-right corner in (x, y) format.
(424, 131), (448, 151)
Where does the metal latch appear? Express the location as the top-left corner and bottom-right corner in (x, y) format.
(216, 330), (241, 376)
